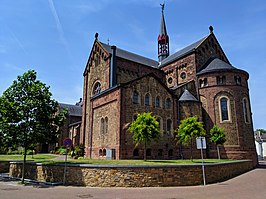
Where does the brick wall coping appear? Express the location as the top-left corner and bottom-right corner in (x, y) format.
(9, 159), (252, 168)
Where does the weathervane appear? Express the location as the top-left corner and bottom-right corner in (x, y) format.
(160, 1), (165, 13)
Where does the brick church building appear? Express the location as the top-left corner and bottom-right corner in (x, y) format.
(80, 5), (257, 163)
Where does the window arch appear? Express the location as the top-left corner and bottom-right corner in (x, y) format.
(133, 114), (138, 121)
(99, 149), (103, 156)
(168, 149), (173, 157)
(133, 148), (139, 156)
(105, 117), (108, 134)
(219, 96), (231, 122)
(155, 96), (161, 108)
(156, 117), (163, 132)
(132, 91), (140, 104)
(165, 98), (171, 109)
(243, 98), (250, 123)
(145, 93), (151, 106)
(158, 149), (163, 157)
(93, 81), (101, 95)
(166, 119), (172, 133)
(146, 148), (152, 157)
(101, 118), (104, 134)
(103, 149), (106, 156)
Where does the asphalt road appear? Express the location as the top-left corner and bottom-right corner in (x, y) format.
(1, 163), (266, 199)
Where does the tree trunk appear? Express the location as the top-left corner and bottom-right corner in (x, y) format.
(22, 146), (27, 184)
(190, 139), (193, 161)
(217, 145), (221, 160)
(144, 141), (147, 161)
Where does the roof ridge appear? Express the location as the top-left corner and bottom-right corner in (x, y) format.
(159, 35), (209, 67)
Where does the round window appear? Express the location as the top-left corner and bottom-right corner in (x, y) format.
(168, 77), (173, 84)
(180, 72), (186, 80)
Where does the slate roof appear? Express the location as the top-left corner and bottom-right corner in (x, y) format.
(59, 103), (82, 117)
(100, 42), (158, 68)
(196, 58), (244, 75)
(159, 36), (208, 67)
(179, 89), (198, 102)
(159, 11), (167, 36)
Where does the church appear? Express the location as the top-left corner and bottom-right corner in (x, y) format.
(79, 5), (257, 163)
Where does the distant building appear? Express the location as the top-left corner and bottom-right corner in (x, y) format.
(255, 130), (266, 160)
(58, 100), (82, 148)
(80, 5), (257, 165)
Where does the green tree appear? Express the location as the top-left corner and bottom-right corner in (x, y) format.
(256, 129), (266, 134)
(0, 70), (67, 183)
(210, 125), (226, 159)
(176, 116), (206, 160)
(128, 112), (160, 161)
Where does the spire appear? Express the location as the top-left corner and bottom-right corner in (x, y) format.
(158, 2), (169, 63)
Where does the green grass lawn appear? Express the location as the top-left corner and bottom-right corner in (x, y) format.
(0, 154), (57, 162)
(0, 154), (234, 165)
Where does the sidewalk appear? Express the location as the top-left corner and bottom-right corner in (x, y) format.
(1, 161), (265, 199)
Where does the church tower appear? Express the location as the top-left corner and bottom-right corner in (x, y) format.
(158, 3), (169, 63)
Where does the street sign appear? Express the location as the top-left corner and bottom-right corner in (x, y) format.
(63, 138), (72, 148)
(196, 136), (206, 186)
(196, 137), (206, 149)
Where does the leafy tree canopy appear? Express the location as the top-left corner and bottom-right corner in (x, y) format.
(128, 112), (160, 160)
(210, 125), (226, 145)
(176, 116), (206, 146)
(128, 112), (160, 146)
(256, 129), (266, 134)
(0, 70), (67, 151)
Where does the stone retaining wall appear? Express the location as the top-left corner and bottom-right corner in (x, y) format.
(0, 161), (10, 173)
(9, 160), (253, 187)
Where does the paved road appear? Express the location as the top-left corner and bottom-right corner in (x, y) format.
(1, 164), (266, 199)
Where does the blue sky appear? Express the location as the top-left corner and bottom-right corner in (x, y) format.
(0, 0), (265, 129)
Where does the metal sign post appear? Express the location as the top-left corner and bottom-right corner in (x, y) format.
(63, 138), (72, 185)
(196, 137), (206, 186)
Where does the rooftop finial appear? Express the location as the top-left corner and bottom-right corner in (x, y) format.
(160, 1), (165, 13)
(209, 25), (214, 33)
(95, 32), (99, 40)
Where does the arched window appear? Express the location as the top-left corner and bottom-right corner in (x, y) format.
(105, 117), (108, 134)
(145, 94), (150, 106)
(99, 149), (103, 156)
(220, 97), (230, 122)
(133, 91), (139, 104)
(157, 117), (163, 131)
(167, 119), (172, 133)
(133, 114), (138, 121)
(243, 98), (250, 123)
(101, 118), (104, 134)
(103, 149), (106, 156)
(146, 148), (152, 157)
(155, 96), (160, 108)
(168, 149), (173, 157)
(158, 149), (163, 157)
(133, 148), (139, 156)
(165, 98), (171, 109)
(93, 82), (101, 95)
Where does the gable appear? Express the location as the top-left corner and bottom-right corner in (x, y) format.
(195, 33), (230, 71)
(83, 40), (110, 75)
